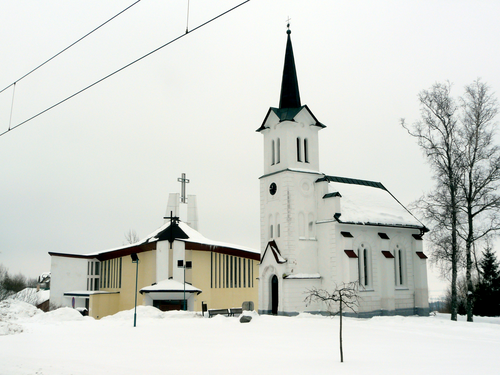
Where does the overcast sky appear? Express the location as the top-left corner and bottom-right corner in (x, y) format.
(1, 1), (500, 298)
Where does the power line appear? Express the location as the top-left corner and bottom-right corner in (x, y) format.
(0, 0), (250, 139)
(0, 0), (142, 95)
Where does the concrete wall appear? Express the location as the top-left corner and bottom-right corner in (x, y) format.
(50, 256), (89, 307)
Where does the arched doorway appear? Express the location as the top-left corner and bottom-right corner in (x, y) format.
(271, 275), (278, 315)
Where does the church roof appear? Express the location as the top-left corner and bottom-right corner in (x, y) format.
(318, 175), (428, 231)
(50, 221), (260, 261)
(279, 28), (301, 109)
(256, 28), (325, 132)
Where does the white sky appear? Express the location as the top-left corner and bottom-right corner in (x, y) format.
(1, 1), (500, 299)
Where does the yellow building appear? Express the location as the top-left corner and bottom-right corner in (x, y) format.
(49, 216), (259, 319)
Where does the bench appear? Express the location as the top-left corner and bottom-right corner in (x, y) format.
(208, 308), (230, 318)
(229, 308), (243, 317)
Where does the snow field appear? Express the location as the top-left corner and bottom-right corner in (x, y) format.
(1, 300), (499, 375)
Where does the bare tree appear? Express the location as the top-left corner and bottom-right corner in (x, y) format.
(402, 81), (462, 321)
(124, 229), (140, 244)
(305, 281), (360, 363)
(457, 79), (500, 322)
(0, 264), (37, 302)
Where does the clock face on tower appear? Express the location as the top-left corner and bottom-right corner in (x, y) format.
(269, 182), (277, 195)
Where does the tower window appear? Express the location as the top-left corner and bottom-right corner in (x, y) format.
(276, 138), (280, 164)
(308, 213), (315, 238)
(298, 212), (305, 237)
(297, 137), (302, 162)
(304, 138), (309, 163)
(271, 140), (275, 165)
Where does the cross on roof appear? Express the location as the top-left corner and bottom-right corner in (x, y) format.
(177, 173), (189, 203)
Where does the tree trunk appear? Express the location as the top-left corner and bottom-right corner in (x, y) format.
(339, 296), (343, 363)
(466, 216), (474, 322)
(450, 158), (459, 321)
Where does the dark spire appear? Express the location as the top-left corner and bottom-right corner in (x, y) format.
(279, 25), (301, 109)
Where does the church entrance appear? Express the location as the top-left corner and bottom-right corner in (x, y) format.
(271, 275), (278, 315)
(153, 299), (183, 311)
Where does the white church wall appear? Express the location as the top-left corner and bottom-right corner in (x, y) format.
(172, 241), (186, 283)
(156, 240), (169, 282)
(412, 239), (430, 313)
(282, 278), (321, 314)
(50, 256), (89, 307)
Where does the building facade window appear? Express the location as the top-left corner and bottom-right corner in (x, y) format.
(276, 213), (280, 238)
(87, 260), (100, 290)
(99, 258), (122, 289)
(271, 140), (275, 165)
(308, 213), (315, 238)
(298, 212), (305, 237)
(87, 260), (100, 291)
(276, 138), (280, 164)
(297, 137), (302, 162)
(304, 138), (309, 163)
(211, 253), (254, 289)
(394, 245), (406, 286)
(357, 243), (371, 288)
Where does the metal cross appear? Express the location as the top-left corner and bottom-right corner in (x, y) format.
(286, 16), (291, 29)
(177, 173), (190, 203)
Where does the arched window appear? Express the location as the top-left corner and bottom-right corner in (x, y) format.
(269, 214), (273, 239)
(308, 213), (315, 238)
(298, 212), (305, 238)
(394, 245), (405, 286)
(304, 138), (309, 163)
(271, 140), (275, 165)
(297, 137), (302, 162)
(357, 243), (371, 287)
(276, 213), (281, 238)
(276, 138), (281, 164)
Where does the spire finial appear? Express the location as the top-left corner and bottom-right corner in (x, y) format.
(286, 16), (291, 34)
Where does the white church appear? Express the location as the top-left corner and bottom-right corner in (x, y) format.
(257, 26), (430, 317)
(49, 26), (430, 319)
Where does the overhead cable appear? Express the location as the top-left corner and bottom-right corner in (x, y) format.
(0, 0), (250, 139)
(0, 0), (142, 95)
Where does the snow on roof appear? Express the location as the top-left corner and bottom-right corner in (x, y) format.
(63, 291), (119, 296)
(325, 179), (425, 229)
(11, 288), (50, 305)
(284, 273), (321, 279)
(140, 279), (201, 294)
(175, 222), (259, 254)
(79, 221), (259, 260)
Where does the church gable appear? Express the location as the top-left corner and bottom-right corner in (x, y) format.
(260, 240), (287, 265)
(257, 105), (325, 132)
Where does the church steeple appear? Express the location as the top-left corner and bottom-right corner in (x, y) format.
(279, 25), (301, 109)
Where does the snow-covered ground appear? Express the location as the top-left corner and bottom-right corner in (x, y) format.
(1, 300), (499, 375)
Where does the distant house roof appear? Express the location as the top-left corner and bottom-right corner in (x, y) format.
(49, 221), (260, 262)
(318, 175), (427, 232)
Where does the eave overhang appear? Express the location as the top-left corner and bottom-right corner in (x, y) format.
(256, 105), (326, 132)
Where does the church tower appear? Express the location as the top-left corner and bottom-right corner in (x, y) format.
(258, 26), (326, 315)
